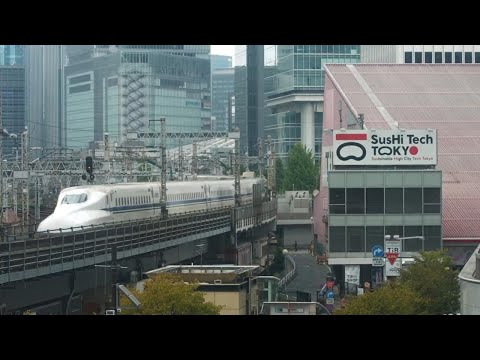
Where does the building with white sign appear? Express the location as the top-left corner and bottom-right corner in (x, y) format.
(311, 63), (480, 292)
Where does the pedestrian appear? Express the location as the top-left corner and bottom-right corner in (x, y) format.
(294, 241), (298, 251)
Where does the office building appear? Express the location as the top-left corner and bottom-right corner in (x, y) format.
(212, 68), (234, 132)
(211, 54), (232, 72)
(0, 45), (24, 66)
(314, 63), (480, 291)
(361, 45), (480, 64)
(234, 45), (264, 156)
(264, 45), (361, 163)
(25, 45), (66, 150)
(64, 48), (211, 149)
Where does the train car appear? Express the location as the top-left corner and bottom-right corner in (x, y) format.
(36, 176), (263, 233)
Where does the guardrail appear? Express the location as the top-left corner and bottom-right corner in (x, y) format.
(0, 208), (232, 284)
(278, 255), (296, 289)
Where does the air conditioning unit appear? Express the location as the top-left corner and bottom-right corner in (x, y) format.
(214, 279), (222, 284)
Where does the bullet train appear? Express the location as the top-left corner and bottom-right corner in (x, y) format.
(36, 176), (264, 233)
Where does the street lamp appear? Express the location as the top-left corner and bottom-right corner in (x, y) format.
(282, 248), (289, 291)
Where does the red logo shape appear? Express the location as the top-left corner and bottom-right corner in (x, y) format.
(327, 281), (334, 289)
(409, 146), (419, 155)
(386, 253), (399, 266)
(335, 133), (367, 141)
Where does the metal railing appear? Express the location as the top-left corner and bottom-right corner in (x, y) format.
(0, 201), (278, 285)
(0, 208), (232, 284)
(278, 255), (296, 289)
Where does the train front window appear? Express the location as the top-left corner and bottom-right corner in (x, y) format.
(62, 194), (88, 204)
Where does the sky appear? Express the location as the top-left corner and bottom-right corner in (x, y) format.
(211, 45), (235, 64)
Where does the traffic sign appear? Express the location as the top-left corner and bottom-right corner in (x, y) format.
(326, 280), (334, 289)
(371, 245), (384, 258)
(372, 257), (384, 267)
(386, 252), (399, 265)
(326, 291), (334, 299)
(326, 298), (334, 305)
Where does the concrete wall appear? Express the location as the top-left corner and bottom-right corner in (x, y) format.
(460, 279), (480, 315)
(203, 288), (248, 315)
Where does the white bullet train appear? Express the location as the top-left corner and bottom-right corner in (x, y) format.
(36, 176), (264, 233)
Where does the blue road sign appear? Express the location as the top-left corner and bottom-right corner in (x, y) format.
(326, 291), (334, 299)
(372, 245), (384, 258)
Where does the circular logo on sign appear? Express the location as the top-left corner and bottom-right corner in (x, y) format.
(336, 142), (367, 161)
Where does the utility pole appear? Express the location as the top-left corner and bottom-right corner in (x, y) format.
(104, 133), (111, 184)
(21, 127), (29, 227)
(266, 135), (276, 200)
(258, 137), (264, 180)
(178, 138), (183, 181)
(160, 117), (167, 218)
(111, 244), (119, 314)
(230, 128), (241, 207)
(192, 140), (198, 179)
(0, 94), (3, 227)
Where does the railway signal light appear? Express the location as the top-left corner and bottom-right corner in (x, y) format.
(86, 156), (93, 175)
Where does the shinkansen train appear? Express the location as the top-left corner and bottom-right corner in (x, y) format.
(36, 176), (264, 233)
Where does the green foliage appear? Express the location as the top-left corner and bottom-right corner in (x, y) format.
(399, 250), (460, 314)
(266, 247), (286, 276)
(335, 282), (425, 315)
(283, 143), (318, 193)
(240, 164), (247, 174)
(120, 274), (222, 315)
(336, 250), (460, 315)
(275, 158), (285, 193)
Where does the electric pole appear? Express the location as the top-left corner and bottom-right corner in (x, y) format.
(267, 135), (276, 200)
(160, 117), (167, 218)
(230, 128), (241, 207)
(21, 127), (29, 226)
(192, 140), (198, 179)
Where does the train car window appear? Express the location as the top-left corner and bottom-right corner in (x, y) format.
(62, 194), (88, 204)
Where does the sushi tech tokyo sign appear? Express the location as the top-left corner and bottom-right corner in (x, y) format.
(333, 129), (437, 166)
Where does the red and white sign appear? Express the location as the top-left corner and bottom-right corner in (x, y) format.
(333, 129), (437, 166)
(386, 253), (398, 265)
(385, 239), (402, 277)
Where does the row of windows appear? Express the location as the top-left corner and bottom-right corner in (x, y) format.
(329, 225), (441, 253)
(405, 51), (480, 64)
(113, 190), (235, 207)
(115, 195), (151, 207)
(329, 187), (441, 215)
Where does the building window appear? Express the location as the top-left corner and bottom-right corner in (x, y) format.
(435, 52), (442, 63)
(404, 226), (423, 252)
(329, 188), (345, 214)
(404, 52), (413, 63)
(385, 188), (403, 214)
(329, 226), (345, 252)
(347, 226), (365, 252)
(455, 52), (463, 63)
(424, 52), (433, 63)
(69, 84), (91, 94)
(465, 52), (473, 63)
(404, 188), (422, 213)
(423, 226), (441, 250)
(366, 188), (384, 214)
(444, 52), (452, 63)
(423, 188), (441, 213)
(69, 74), (91, 85)
(346, 188), (365, 214)
(366, 226), (384, 253)
(475, 52), (480, 63)
(414, 52), (422, 63)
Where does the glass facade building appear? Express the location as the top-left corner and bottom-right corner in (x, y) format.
(234, 45), (264, 156)
(64, 49), (211, 149)
(211, 55), (232, 72)
(0, 66), (25, 155)
(0, 45), (24, 66)
(212, 68), (234, 132)
(264, 45), (361, 163)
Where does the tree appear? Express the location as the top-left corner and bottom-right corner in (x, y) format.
(120, 274), (222, 315)
(399, 249), (460, 315)
(283, 143), (317, 193)
(275, 158), (285, 193)
(335, 282), (424, 315)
